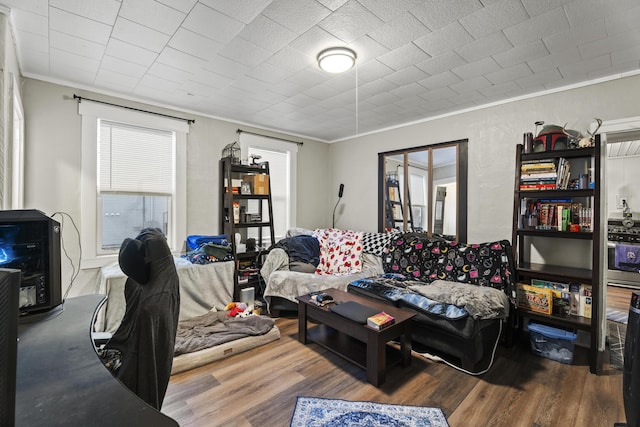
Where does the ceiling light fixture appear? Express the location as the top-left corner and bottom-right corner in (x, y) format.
(317, 47), (356, 73)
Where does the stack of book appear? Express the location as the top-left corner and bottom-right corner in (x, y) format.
(367, 312), (395, 330)
(520, 159), (557, 191)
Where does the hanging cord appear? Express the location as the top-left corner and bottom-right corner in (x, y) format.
(355, 64), (359, 136)
(51, 211), (82, 301)
(414, 321), (503, 376)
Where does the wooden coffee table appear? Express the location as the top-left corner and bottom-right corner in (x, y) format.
(296, 287), (416, 386)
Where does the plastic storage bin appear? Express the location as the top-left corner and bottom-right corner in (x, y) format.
(528, 322), (577, 364)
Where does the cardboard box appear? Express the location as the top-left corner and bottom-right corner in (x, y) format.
(517, 283), (552, 315)
(530, 279), (570, 316)
(242, 174), (269, 195)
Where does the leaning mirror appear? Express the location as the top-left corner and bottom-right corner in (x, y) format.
(378, 139), (467, 242)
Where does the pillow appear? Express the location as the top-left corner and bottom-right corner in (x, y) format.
(382, 235), (515, 295)
(382, 232), (452, 281)
(313, 228), (363, 275)
(362, 231), (398, 256)
(287, 235), (320, 266)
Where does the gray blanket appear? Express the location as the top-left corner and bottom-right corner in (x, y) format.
(261, 248), (384, 311)
(409, 280), (510, 319)
(174, 311), (275, 355)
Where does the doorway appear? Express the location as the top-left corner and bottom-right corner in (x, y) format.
(600, 117), (640, 321)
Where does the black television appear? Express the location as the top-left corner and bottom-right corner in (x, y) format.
(0, 210), (62, 314)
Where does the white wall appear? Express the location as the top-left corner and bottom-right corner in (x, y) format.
(331, 74), (640, 245)
(607, 156), (640, 218)
(21, 78), (330, 294)
(20, 72), (640, 295)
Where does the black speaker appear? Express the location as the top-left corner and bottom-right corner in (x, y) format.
(0, 269), (21, 427)
(624, 291), (640, 427)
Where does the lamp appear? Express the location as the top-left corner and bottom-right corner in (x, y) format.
(332, 184), (344, 228)
(317, 47), (356, 73)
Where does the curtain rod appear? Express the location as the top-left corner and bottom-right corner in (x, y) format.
(237, 129), (303, 146)
(73, 94), (195, 124)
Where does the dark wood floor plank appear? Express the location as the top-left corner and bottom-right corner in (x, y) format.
(163, 315), (626, 427)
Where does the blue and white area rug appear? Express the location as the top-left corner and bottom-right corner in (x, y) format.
(290, 396), (450, 427)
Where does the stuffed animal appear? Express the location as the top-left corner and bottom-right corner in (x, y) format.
(227, 306), (244, 317)
(225, 301), (254, 317)
(236, 310), (253, 318)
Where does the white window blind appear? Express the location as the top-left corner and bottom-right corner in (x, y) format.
(99, 120), (174, 193)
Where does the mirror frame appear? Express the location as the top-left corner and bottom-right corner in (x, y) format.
(378, 139), (468, 242)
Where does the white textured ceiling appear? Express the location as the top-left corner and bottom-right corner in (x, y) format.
(4, 0), (640, 142)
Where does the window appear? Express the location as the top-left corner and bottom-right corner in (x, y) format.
(379, 140), (467, 241)
(98, 121), (174, 250)
(0, 75), (24, 210)
(80, 102), (188, 267)
(239, 133), (297, 243)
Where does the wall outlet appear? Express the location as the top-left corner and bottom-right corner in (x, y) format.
(617, 195), (629, 209)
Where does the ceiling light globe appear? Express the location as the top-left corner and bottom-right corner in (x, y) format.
(317, 47), (356, 73)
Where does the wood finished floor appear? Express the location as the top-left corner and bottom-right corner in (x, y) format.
(162, 307), (627, 427)
(607, 283), (636, 313)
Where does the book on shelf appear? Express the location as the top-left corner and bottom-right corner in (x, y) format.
(520, 198), (579, 231)
(569, 283), (581, 316)
(520, 183), (557, 191)
(367, 311), (395, 330)
(564, 283), (591, 318)
(520, 160), (558, 177)
(519, 157), (573, 191)
(521, 172), (558, 180)
(581, 285), (593, 318)
(555, 157), (571, 189)
(521, 159), (556, 169)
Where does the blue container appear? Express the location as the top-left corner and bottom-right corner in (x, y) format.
(528, 322), (577, 364)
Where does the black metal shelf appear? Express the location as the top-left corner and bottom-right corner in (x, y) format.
(516, 262), (592, 283)
(228, 163), (268, 174)
(518, 309), (592, 331)
(511, 137), (602, 374)
(517, 189), (593, 198)
(229, 222), (273, 228)
(515, 229), (593, 239)
(220, 158), (275, 301)
(232, 194), (270, 200)
(520, 146), (595, 161)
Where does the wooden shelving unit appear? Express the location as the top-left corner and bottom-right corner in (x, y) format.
(511, 136), (603, 373)
(220, 158), (275, 301)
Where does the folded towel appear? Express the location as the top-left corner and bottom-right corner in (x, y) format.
(615, 243), (640, 272)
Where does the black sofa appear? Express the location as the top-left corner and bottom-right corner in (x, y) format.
(347, 233), (516, 372)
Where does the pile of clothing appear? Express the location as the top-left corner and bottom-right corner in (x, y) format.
(182, 234), (233, 264)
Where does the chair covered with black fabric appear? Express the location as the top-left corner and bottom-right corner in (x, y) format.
(102, 228), (180, 410)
